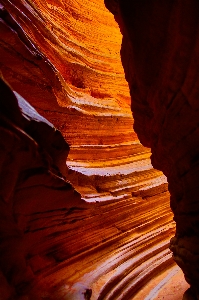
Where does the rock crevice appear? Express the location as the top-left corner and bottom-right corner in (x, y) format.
(0, 0), (190, 299)
(105, 0), (199, 298)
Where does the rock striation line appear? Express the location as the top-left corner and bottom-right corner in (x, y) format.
(0, 0), (185, 299)
(105, 0), (199, 298)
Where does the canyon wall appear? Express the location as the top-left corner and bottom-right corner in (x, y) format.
(0, 0), (188, 299)
(104, 0), (199, 299)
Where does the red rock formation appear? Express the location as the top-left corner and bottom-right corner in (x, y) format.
(0, 0), (189, 299)
(0, 0), (167, 202)
(105, 0), (199, 299)
(0, 80), (176, 300)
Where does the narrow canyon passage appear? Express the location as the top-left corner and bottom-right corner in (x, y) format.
(0, 0), (191, 299)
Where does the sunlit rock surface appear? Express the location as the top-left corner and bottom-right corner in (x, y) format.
(0, 0), (167, 203)
(0, 0), (187, 299)
(105, 0), (199, 299)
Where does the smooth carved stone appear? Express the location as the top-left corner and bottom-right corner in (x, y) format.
(0, 79), (83, 296)
(105, 0), (199, 298)
(0, 0), (169, 204)
(15, 91), (69, 177)
(0, 0), (130, 109)
(0, 0), (188, 299)
(0, 0), (170, 211)
(0, 78), (178, 299)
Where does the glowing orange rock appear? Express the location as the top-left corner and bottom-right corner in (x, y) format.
(0, 0), (183, 299)
(105, 0), (199, 298)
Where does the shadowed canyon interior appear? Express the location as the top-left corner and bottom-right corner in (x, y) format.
(0, 0), (197, 299)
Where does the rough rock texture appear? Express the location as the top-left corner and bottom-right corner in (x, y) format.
(0, 0), (187, 299)
(104, 0), (199, 299)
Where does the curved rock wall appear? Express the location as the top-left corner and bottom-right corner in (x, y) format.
(0, 0), (167, 206)
(0, 0), (187, 299)
(1, 1), (169, 209)
(104, 0), (199, 298)
(0, 79), (176, 300)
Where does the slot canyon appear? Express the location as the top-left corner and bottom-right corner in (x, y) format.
(0, 0), (198, 299)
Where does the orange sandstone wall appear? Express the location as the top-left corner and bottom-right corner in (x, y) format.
(0, 0), (166, 201)
(0, 0), (186, 299)
(1, 0), (130, 109)
(104, 0), (199, 298)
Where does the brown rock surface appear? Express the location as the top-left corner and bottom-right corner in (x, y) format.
(0, 0), (167, 205)
(105, 0), (199, 299)
(0, 77), (177, 300)
(0, 0), (187, 299)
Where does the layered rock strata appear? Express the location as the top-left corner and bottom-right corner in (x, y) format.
(0, 0), (185, 299)
(0, 78), (177, 299)
(0, 0), (167, 204)
(104, 0), (199, 298)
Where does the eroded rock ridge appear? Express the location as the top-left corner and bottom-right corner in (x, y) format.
(105, 0), (199, 298)
(0, 0), (188, 299)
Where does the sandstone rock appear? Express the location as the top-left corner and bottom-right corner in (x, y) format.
(0, 78), (86, 298)
(0, 0), (187, 299)
(105, 0), (199, 298)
